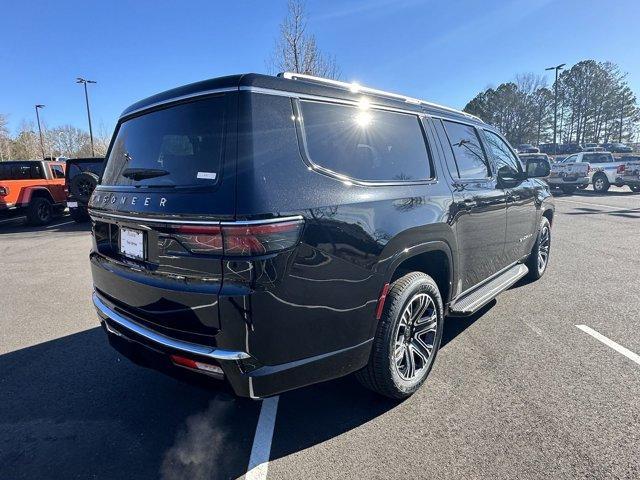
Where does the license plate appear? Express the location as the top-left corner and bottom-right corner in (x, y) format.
(67, 201), (78, 208)
(120, 227), (145, 260)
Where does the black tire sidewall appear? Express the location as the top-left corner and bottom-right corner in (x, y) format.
(378, 273), (444, 397)
(593, 174), (609, 192)
(70, 172), (99, 201)
(527, 216), (551, 279)
(27, 198), (53, 225)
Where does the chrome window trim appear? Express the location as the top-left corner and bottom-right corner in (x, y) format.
(89, 209), (303, 226)
(93, 293), (250, 361)
(119, 87), (239, 119)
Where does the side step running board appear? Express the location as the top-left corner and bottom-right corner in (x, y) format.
(449, 264), (529, 315)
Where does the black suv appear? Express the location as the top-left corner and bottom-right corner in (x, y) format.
(65, 157), (105, 222)
(89, 73), (553, 399)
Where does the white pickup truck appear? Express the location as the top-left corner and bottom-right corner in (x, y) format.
(546, 157), (591, 194)
(558, 152), (626, 193)
(621, 156), (640, 192)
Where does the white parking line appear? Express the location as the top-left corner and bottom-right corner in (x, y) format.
(576, 325), (640, 366)
(245, 396), (279, 480)
(45, 220), (74, 229)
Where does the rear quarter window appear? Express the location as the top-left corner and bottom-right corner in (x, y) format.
(299, 100), (432, 183)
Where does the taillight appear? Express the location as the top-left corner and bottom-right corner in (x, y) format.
(173, 225), (223, 254)
(222, 219), (304, 256)
(172, 218), (304, 256)
(0, 186), (9, 196)
(617, 164), (625, 174)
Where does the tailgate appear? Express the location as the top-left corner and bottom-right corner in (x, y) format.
(90, 92), (238, 343)
(549, 162), (588, 180)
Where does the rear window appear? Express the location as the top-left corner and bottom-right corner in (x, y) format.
(442, 120), (490, 179)
(583, 153), (614, 164)
(299, 100), (432, 182)
(0, 162), (45, 180)
(102, 96), (226, 187)
(67, 161), (104, 180)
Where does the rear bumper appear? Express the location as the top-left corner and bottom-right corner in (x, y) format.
(93, 291), (372, 398)
(622, 177), (640, 186)
(547, 177), (589, 186)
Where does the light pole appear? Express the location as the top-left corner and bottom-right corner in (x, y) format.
(545, 63), (565, 156)
(76, 77), (97, 156)
(35, 104), (46, 160)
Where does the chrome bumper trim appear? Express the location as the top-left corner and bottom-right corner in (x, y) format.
(92, 292), (250, 361)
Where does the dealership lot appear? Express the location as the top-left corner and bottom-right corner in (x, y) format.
(1, 188), (639, 480)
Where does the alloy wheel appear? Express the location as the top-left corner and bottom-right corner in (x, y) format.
(394, 293), (438, 381)
(537, 225), (550, 273)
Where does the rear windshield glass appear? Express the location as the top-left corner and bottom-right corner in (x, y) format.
(0, 162), (45, 180)
(102, 96), (226, 187)
(583, 153), (614, 164)
(299, 100), (432, 182)
(67, 161), (104, 179)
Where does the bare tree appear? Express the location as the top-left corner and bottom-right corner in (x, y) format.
(270, 0), (340, 79)
(0, 114), (11, 161)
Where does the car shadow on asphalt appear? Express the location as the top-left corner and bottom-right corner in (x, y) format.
(0, 327), (260, 480)
(269, 301), (495, 462)
(1, 304), (495, 480)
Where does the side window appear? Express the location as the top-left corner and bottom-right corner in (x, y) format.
(299, 100), (432, 182)
(50, 164), (65, 178)
(483, 130), (521, 176)
(442, 120), (490, 179)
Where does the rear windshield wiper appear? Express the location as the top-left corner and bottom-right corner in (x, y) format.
(121, 168), (170, 180)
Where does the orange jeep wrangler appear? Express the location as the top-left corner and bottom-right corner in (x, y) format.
(0, 160), (67, 225)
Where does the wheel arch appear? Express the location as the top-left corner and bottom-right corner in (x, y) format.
(385, 241), (454, 305)
(23, 187), (55, 205)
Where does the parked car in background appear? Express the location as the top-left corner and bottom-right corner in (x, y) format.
(558, 144), (583, 155)
(620, 155), (640, 192)
(88, 72), (554, 400)
(65, 157), (105, 222)
(562, 151), (625, 192)
(602, 142), (633, 153)
(583, 143), (598, 149)
(0, 160), (67, 225)
(583, 146), (604, 152)
(516, 144), (540, 154)
(546, 155), (590, 194)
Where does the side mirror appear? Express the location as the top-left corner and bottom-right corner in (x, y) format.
(525, 158), (551, 178)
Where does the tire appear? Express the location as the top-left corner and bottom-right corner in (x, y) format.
(630, 185), (640, 193)
(70, 207), (89, 223)
(592, 174), (610, 193)
(356, 272), (444, 399)
(26, 197), (53, 226)
(70, 172), (99, 202)
(560, 185), (576, 195)
(526, 216), (551, 281)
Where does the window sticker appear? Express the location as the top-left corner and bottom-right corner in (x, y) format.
(197, 172), (217, 180)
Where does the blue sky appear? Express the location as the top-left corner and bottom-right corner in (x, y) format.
(2, 0), (639, 134)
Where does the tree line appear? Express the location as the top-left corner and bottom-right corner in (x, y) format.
(464, 60), (639, 147)
(0, 114), (110, 161)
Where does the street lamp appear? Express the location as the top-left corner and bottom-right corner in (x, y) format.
(545, 63), (565, 156)
(76, 77), (97, 156)
(34, 104), (46, 160)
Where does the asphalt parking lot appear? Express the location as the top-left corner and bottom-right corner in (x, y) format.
(1, 187), (639, 480)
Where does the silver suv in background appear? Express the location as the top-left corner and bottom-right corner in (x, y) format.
(561, 152), (625, 193)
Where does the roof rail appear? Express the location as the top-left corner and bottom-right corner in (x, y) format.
(279, 72), (482, 122)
